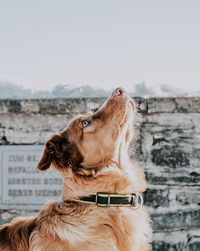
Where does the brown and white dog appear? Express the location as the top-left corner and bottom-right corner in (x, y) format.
(0, 88), (152, 251)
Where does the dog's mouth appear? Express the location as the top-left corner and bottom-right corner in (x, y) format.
(109, 88), (134, 131)
(98, 87), (133, 125)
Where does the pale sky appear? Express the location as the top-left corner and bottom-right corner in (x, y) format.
(0, 0), (200, 92)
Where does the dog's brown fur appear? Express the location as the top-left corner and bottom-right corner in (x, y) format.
(0, 88), (152, 251)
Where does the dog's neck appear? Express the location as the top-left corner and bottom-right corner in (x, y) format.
(60, 161), (147, 202)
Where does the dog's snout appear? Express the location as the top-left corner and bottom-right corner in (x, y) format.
(114, 87), (125, 96)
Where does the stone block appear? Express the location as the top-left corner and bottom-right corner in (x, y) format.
(151, 209), (200, 232)
(147, 97), (200, 114)
(152, 240), (182, 251)
(175, 189), (200, 206)
(144, 188), (169, 208)
(151, 146), (190, 168)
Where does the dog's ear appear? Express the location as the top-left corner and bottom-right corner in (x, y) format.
(37, 134), (65, 171)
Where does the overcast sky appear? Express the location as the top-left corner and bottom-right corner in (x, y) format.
(0, 0), (200, 92)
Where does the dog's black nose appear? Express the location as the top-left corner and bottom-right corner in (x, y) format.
(115, 87), (125, 96)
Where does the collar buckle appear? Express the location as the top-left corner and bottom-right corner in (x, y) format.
(95, 193), (111, 207)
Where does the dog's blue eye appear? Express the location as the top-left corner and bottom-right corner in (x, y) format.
(82, 120), (89, 127)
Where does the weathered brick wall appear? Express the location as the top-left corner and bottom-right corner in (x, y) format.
(0, 97), (200, 251)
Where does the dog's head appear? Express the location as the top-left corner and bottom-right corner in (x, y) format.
(38, 88), (136, 174)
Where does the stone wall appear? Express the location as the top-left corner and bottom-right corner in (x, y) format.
(0, 97), (200, 251)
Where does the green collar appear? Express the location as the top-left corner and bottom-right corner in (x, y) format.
(70, 192), (143, 209)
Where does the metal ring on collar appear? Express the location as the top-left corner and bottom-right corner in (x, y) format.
(131, 193), (143, 209)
